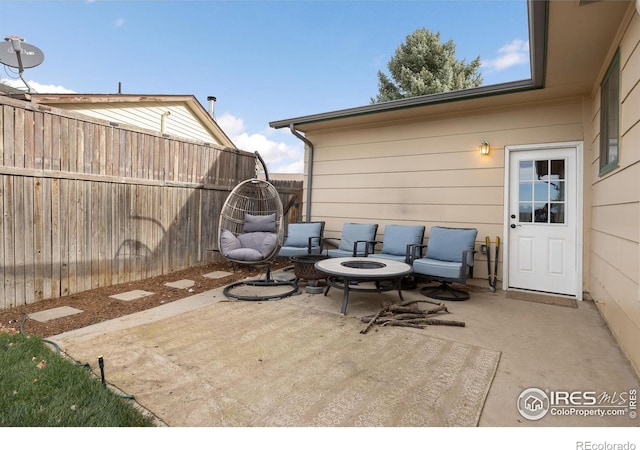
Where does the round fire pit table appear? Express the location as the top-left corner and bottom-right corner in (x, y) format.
(314, 257), (413, 315)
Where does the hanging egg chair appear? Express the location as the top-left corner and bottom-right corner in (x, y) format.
(217, 154), (298, 300)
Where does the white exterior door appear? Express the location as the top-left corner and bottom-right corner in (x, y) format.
(506, 143), (581, 297)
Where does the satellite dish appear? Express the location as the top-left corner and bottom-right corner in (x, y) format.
(0, 40), (44, 69)
(0, 36), (45, 93)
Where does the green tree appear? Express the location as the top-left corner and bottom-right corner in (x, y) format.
(372, 28), (483, 103)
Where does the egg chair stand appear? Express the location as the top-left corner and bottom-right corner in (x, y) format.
(218, 174), (298, 301)
(222, 264), (298, 301)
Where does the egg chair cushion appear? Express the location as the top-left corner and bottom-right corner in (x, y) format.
(244, 213), (277, 233)
(220, 230), (242, 255)
(220, 229), (278, 261)
(238, 232), (278, 257)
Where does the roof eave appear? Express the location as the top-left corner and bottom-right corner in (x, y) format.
(269, 79), (542, 130)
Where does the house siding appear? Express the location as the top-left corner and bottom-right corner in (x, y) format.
(589, 10), (640, 374)
(305, 98), (585, 284)
(49, 102), (219, 145)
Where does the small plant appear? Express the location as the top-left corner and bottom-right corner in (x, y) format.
(0, 331), (155, 427)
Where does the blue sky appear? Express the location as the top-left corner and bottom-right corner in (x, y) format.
(1, 0), (530, 174)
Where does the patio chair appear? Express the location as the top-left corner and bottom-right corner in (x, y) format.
(277, 221), (325, 258)
(278, 221), (327, 291)
(322, 223), (378, 258)
(365, 224), (426, 263)
(217, 178), (298, 301)
(409, 226), (478, 301)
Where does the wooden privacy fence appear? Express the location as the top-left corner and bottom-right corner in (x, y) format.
(273, 178), (303, 225)
(0, 95), (301, 309)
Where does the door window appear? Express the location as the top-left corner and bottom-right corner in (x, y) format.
(518, 159), (565, 224)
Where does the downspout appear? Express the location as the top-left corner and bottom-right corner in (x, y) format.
(288, 124), (313, 222)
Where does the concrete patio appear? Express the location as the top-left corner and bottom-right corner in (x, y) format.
(49, 269), (640, 428)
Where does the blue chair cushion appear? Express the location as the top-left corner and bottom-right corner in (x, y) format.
(425, 227), (477, 265)
(284, 222), (323, 248)
(371, 252), (407, 262)
(338, 223), (377, 254)
(413, 258), (463, 280)
(380, 225), (425, 256)
(279, 245), (322, 258)
(244, 213), (277, 233)
(327, 248), (361, 258)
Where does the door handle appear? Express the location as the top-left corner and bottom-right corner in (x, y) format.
(510, 224), (516, 229)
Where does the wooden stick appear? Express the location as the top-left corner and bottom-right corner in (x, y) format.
(387, 305), (423, 314)
(360, 305), (389, 334)
(422, 318), (466, 327)
(423, 304), (449, 315)
(359, 300), (464, 332)
(382, 321), (425, 329)
(399, 299), (444, 307)
(379, 318), (463, 326)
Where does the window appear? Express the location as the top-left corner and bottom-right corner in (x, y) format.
(519, 159), (566, 224)
(599, 50), (620, 175)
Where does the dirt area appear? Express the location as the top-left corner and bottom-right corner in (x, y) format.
(0, 259), (291, 338)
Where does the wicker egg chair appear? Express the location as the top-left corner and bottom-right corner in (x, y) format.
(217, 177), (298, 301)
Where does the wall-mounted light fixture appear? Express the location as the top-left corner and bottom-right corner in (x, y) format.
(480, 142), (490, 155)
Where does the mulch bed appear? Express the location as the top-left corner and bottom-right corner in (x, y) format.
(0, 259), (291, 338)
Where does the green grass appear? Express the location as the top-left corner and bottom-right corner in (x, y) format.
(0, 331), (155, 427)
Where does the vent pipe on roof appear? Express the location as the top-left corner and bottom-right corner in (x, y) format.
(160, 111), (171, 134)
(207, 96), (216, 119)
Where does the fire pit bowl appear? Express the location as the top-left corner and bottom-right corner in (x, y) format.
(290, 254), (330, 282)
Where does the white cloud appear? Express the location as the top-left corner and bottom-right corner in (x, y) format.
(482, 39), (529, 73)
(0, 78), (75, 93)
(114, 18), (125, 28)
(273, 159), (304, 174)
(217, 112), (304, 174)
(217, 112), (245, 136)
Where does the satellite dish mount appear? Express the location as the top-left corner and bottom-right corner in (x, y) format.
(1, 35), (45, 93)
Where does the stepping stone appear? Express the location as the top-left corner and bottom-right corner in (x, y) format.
(109, 290), (155, 301)
(164, 279), (196, 289)
(276, 273), (296, 282)
(30, 306), (83, 323)
(202, 271), (233, 279)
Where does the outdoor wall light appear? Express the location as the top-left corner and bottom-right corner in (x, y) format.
(480, 142), (490, 155)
